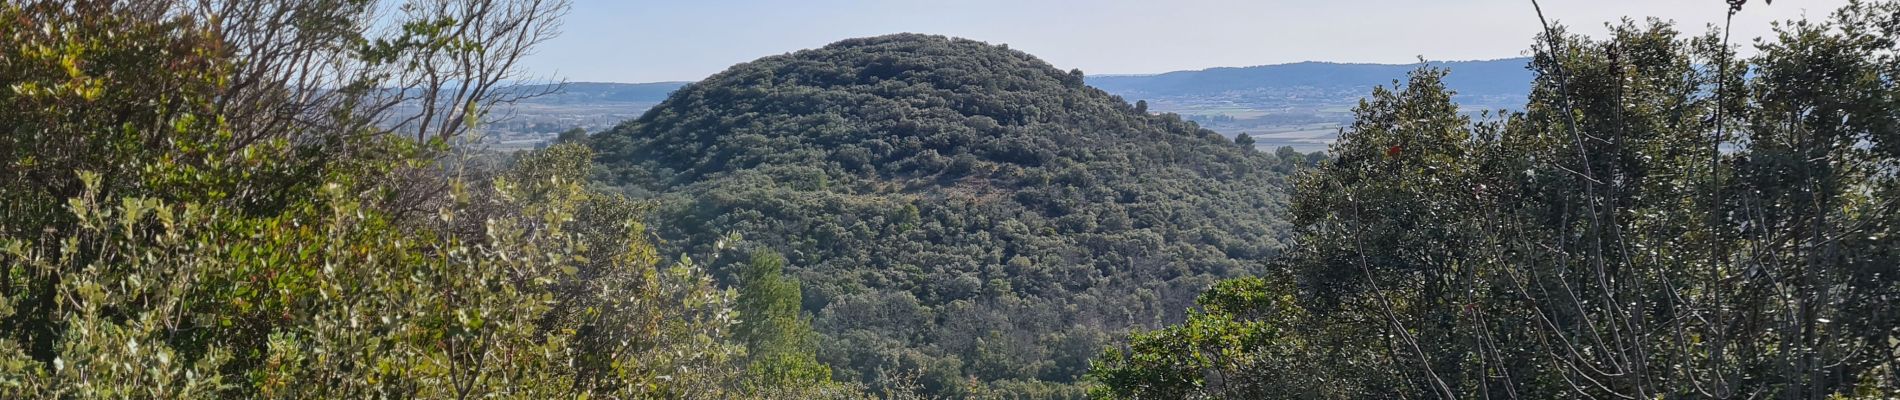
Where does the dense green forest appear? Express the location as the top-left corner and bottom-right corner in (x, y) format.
(1092, 1), (1900, 398)
(588, 34), (1318, 396)
(5, 0), (1899, 399)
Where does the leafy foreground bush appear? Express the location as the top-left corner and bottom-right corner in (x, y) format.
(1092, 2), (1900, 399)
(0, 1), (858, 397)
(2, 144), (749, 397)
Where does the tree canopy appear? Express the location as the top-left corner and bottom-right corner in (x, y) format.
(0, 1), (860, 397)
(590, 33), (1314, 396)
(12, 1), (1895, 398)
(1090, 2), (1900, 398)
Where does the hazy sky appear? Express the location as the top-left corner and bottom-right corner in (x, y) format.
(520, 0), (1854, 83)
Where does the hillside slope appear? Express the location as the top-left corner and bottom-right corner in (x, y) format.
(590, 34), (1303, 395)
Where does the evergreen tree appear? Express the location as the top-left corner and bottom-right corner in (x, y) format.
(735, 250), (833, 388)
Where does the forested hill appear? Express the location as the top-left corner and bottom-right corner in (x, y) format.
(589, 33), (1311, 396)
(1087, 57), (1532, 99)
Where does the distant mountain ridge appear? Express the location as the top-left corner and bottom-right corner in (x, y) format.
(486, 58), (1534, 152)
(523, 58), (1534, 108)
(511, 81), (690, 105)
(1085, 58), (1534, 103)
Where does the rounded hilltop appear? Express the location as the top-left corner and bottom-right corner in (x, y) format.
(589, 33), (1308, 395)
(595, 33), (1285, 186)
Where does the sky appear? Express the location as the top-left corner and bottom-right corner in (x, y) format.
(520, 0), (1855, 83)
